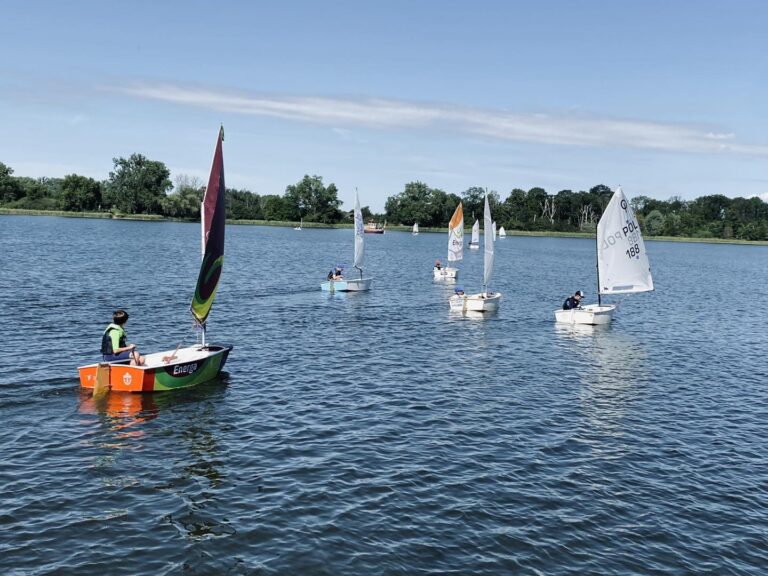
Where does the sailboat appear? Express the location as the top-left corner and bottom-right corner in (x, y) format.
(294, 217), (303, 230)
(412, 222), (419, 235)
(433, 203), (463, 280)
(498, 226), (507, 238)
(555, 187), (654, 325)
(450, 194), (502, 312)
(320, 189), (373, 292)
(78, 127), (233, 392)
(468, 219), (480, 249)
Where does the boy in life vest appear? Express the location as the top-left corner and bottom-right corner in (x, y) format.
(101, 309), (145, 365)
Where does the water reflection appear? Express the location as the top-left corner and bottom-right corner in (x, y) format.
(554, 323), (648, 441)
(78, 390), (159, 440)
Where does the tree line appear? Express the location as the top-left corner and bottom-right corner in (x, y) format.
(0, 157), (350, 224)
(2, 156), (767, 240)
(385, 182), (768, 241)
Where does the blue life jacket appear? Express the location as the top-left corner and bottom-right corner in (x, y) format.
(100, 324), (126, 355)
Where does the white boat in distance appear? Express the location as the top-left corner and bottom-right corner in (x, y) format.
(321, 190), (373, 292)
(294, 217), (303, 230)
(498, 226), (507, 238)
(412, 222), (419, 235)
(434, 203), (463, 280)
(555, 187), (654, 325)
(450, 194), (502, 313)
(468, 219), (480, 249)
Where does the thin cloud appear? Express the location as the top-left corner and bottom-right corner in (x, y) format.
(113, 83), (768, 157)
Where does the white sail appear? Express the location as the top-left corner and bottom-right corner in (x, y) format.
(413, 222), (419, 234)
(499, 226), (506, 237)
(447, 203), (464, 262)
(483, 195), (495, 289)
(353, 190), (364, 269)
(597, 187), (654, 294)
(471, 219), (480, 244)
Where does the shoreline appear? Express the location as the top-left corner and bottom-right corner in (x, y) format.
(2, 208), (767, 246)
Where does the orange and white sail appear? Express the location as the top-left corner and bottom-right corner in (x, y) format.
(447, 203), (464, 262)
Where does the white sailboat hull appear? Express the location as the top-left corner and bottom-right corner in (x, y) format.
(554, 304), (615, 325)
(433, 266), (459, 280)
(320, 278), (373, 292)
(468, 243), (480, 250)
(449, 292), (502, 312)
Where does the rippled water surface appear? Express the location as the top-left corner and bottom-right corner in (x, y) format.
(1, 215), (767, 575)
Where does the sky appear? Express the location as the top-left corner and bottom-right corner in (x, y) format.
(1, 0), (766, 212)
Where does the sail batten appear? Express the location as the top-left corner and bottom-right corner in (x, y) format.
(191, 127), (226, 326)
(447, 203), (464, 262)
(597, 187), (654, 295)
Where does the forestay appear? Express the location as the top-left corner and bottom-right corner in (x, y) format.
(597, 187), (654, 295)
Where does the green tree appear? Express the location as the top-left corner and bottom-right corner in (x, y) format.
(161, 174), (202, 218)
(227, 188), (263, 220)
(104, 154), (172, 214)
(461, 186), (486, 222)
(60, 174), (102, 211)
(261, 194), (292, 221)
(284, 175), (342, 223)
(0, 162), (23, 204)
(502, 188), (530, 229)
(385, 181), (433, 226)
(644, 209), (665, 236)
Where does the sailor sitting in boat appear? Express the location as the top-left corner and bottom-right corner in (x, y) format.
(454, 286), (465, 296)
(434, 259), (442, 270)
(101, 309), (145, 366)
(562, 290), (583, 310)
(327, 265), (344, 280)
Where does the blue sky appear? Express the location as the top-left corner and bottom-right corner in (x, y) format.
(1, 0), (766, 211)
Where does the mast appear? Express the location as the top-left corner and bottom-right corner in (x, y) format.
(595, 234), (601, 306)
(200, 200), (207, 346)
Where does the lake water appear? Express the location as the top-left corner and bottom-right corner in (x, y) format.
(1, 215), (767, 575)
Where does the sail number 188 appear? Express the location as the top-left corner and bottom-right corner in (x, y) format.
(626, 243), (641, 259)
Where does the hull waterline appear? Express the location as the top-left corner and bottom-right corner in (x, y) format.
(433, 266), (459, 280)
(79, 344), (232, 393)
(554, 304), (615, 325)
(449, 292), (502, 313)
(320, 278), (373, 292)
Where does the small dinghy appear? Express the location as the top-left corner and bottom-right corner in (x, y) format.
(555, 187), (654, 325)
(321, 189), (373, 292)
(79, 127), (232, 393)
(468, 219), (480, 249)
(433, 203), (463, 280)
(450, 194), (502, 313)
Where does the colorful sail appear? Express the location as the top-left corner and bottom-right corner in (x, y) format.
(353, 189), (365, 269)
(191, 127), (226, 326)
(483, 195), (495, 289)
(447, 203), (464, 262)
(597, 187), (654, 295)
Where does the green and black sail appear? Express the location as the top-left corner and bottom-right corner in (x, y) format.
(191, 127), (226, 326)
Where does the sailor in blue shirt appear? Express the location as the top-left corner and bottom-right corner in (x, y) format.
(562, 290), (583, 310)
